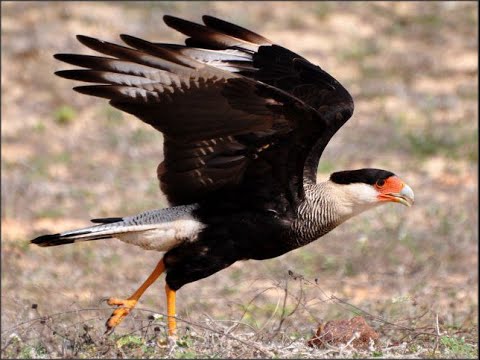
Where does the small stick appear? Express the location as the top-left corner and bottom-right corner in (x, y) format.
(432, 313), (441, 356)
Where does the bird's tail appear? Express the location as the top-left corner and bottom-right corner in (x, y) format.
(30, 220), (124, 247)
(31, 204), (203, 251)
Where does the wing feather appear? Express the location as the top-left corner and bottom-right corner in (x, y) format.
(54, 15), (354, 208)
(202, 15), (272, 45)
(162, 15), (354, 185)
(163, 15), (261, 52)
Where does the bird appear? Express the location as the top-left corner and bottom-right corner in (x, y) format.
(31, 14), (414, 338)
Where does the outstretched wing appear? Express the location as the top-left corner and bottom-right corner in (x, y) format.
(158, 15), (354, 183)
(54, 15), (353, 212)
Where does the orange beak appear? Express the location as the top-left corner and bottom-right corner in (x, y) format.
(376, 176), (414, 207)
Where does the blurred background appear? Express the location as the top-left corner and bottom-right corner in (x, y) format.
(1, 1), (478, 358)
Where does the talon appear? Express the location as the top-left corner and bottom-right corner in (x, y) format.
(100, 297), (111, 304)
(101, 259), (166, 334)
(104, 298), (138, 332)
(107, 297), (137, 307)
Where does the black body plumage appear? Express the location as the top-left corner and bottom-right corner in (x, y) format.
(164, 207), (291, 290)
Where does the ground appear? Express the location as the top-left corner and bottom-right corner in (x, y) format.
(1, 1), (478, 358)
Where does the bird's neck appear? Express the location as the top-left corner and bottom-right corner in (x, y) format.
(291, 181), (364, 246)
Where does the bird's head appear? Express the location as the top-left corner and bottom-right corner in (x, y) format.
(328, 168), (414, 217)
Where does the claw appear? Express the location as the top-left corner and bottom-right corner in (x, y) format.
(104, 298), (138, 334)
(99, 297), (111, 305)
(107, 298), (137, 307)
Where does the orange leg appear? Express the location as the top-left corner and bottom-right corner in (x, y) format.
(105, 258), (165, 333)
(165, 284), (177, 337)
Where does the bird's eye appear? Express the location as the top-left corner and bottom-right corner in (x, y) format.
(376, 179), (385, 187)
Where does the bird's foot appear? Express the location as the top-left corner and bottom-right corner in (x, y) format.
(104, 297), (137, 334)
(167, 334), (178, 345)
(167, 334), (178, 354)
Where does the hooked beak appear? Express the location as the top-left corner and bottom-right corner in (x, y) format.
(380, 183), (415, 207)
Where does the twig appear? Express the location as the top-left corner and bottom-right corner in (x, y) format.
(432, 313), (442, 356)
(127, 314), (276, 357)
(295, 271), (444, 341)
(1, 307), (113, 335)
(257, 286), (282, 335)
(339, 331), (360, 357)
(273, 278), (290, 335)
(236, 285), (278, 326)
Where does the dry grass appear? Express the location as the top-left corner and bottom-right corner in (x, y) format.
(1, 1), (478, 358)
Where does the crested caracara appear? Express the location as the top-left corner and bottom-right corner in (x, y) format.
(31, 15), (414, 338)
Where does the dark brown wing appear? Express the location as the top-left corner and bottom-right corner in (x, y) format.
(159, 15), (354, 183)
(54, 15), (353, 210)
(54, 34), (319, 207)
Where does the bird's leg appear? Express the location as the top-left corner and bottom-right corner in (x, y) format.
(165, 284), (177, 338)
(105, 258), (165, 333)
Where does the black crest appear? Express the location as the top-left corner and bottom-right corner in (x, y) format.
(330, 168), (395, 185)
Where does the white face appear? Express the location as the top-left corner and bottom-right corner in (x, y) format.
(345, 182), (380, 204)
(330, 182), (383, 219)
